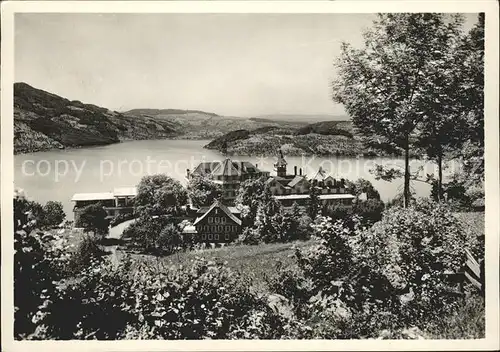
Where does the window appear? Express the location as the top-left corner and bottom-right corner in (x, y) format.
(215, 209), (219, 214)
(215, 217), (220, 224)
(204, 225), (209, 231)
(208, 217), (213, 224)
(232, 226), (237, 232)
(226, 226), (230, 232)
(211, 226), (216, 232)
(225, 233), (230, 241)
(221, 217), (226, 224)
(202, 233), (206, 240)
(218, 225), (223, 232)
(214, 234), (219, 240)
(208, 234), (213, 240)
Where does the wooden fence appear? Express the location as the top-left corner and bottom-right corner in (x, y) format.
(464, 248), (485, 295)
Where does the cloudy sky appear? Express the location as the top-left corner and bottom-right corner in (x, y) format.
(15, 13), (478, 117)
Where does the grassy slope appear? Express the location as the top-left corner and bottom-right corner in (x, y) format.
(118, 240), (312, 292)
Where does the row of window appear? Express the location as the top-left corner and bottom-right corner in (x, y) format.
(201, 233), (231, 241)
(200, 225), (238, 233)
(208, 216), (227, 224)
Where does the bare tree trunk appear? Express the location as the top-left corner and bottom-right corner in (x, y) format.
(404, 137), (411, 208)
(437, 151), (443, 202)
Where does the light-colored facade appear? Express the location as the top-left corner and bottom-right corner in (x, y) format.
(187, 159), (270, 204)
(267, 153), (355, 209)
(71, 187), (137, 224)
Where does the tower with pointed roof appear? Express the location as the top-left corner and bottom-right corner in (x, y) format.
(274, 149), (288, 177)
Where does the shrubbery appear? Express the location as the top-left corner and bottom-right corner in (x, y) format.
(14, 229), (71, 339)
(266, 199), (483, 338)
(14, 197), (66, 230)
(24, 254), (302, 340)
(122, 215), (189, 255)
(76, 203), (109, 238)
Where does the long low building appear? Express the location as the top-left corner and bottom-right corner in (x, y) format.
(71, 187), (137, 224)
(274, 193), (356, 208)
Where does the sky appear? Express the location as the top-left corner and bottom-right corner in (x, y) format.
(15, 13), (478, 117)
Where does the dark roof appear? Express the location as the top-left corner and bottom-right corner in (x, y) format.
(310, 166), (328, 181)
(212, 158), (240, 177)
(267, 175), (308, 188)
(192, 162), (220, 176)
(194, 200), (242, 226)
(288, 175), (307, 187)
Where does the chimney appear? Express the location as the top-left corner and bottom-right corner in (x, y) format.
(294, 166), (297, 175)
(299, 168), (302, 176)
(186, 169), (190, 177)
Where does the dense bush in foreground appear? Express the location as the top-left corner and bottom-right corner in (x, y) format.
(15, 198), (484, 340)
(268, 199), (484, 338)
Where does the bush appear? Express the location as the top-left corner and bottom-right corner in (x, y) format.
(40, 201), (66, 228)
(353, 198), (385, 225)
(76, 204), (109, 238)
(349, 199), (474, 326)
(122, 215), (189, 255)
(266, 199), (481, 338)
(34, 257), (298, 339)
(14, 229), (71, 339)
(67, 234), (107, 275)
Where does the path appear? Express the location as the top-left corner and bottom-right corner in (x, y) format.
(106, 219), (136, 266)
(109, 219), (136, 239)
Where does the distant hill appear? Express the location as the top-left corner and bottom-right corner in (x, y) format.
(204, 120), (392, 157)
(14, 83), (179, 154)
(250, 114), (349, 124)
(122, 109), (305, 140)
(13, 83), (316, 154)
(125, 108), (220, 118)
(295, 120), (354, 138)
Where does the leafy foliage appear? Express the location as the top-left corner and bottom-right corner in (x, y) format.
(40, 201), (66, 228)
(67, 234), (107, 275)
(235, 176), (267, 225)
(76, 203), (109, 238)
(187, 175), (222, 208)
(267, 199), (482, 338)
(332, 14), (476, 206)
(14, 229), (71, 339)
(135, 174), (188, 216)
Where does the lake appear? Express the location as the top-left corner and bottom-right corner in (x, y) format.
(14, 139), (440, 220)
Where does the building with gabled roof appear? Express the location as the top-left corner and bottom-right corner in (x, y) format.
(187, 158), (270, 204)
(266, 153), (355, 210)
(192, 199), (242, 243)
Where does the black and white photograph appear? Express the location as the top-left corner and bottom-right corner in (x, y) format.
(1, 1), (498, 350)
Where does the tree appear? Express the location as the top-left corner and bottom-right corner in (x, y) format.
(345, 178), (381, 200)
(77, 204), (109, 238)
(41, 201), (66, 228)
(122, 215), (172, 253)
(443, 14), (485, 198)
(134, 175), (188, 216)
(157, 224), (184, 255)
(307, 184), (321, 219)
(332, 14), (469, 207)
(235, 176), (267, 225)
(187, 175), (222, 208)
